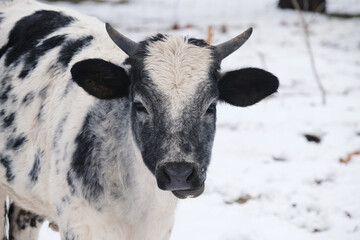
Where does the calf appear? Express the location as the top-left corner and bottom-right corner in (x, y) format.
(0, 0), (278, 239)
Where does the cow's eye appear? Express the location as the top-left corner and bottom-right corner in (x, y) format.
(206, 104), (216, 114)
(134, 102), (148, 114)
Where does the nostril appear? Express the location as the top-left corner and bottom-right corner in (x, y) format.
(186, 169), (196, 183)
(162, 168), (171, 182)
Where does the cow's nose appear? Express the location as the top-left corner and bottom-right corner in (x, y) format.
(164, 164), (193, 178)
(156, 163), (196, 191)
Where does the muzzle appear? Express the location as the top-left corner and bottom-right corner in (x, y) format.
(156, 162), (205, 199)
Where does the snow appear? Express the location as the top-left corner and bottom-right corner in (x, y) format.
(35, 0), (360, 239)
(327, 0), (360, 14)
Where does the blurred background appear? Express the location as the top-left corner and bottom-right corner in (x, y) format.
(36, 0), (360, 239)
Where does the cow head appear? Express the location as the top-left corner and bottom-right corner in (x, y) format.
(71, 24), (279, 199)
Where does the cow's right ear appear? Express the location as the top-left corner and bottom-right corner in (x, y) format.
(218, 68), (279, 107)
(71, 58), (130, 99)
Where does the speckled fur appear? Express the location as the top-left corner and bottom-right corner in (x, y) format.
(0, 1), (177, 239)
(0, 1), (278, 240)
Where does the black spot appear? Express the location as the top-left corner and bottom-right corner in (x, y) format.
(6, 134), (27, 150)
(63, 80), (74, 97)
(0, 154), (15, 182)
(0, 14), (3, 24)
(0, 10), (74, 66)
(30, 215), (44, 227)
(53, 116), (68, 149)
(19, 34), (67, 79)
(66, 172), (76, 195)
(146, 34), (167, 44)
(56, 205), (63, 216)
(0, 109), (5, 116)
(39, 87), (48, 99)
(22, 92), (35, 105)
(37, 104), (44, 120)
(17, 210), (29, 230)
(14, 209), (44, 231)
(0, 85), (12, 104)
(36, 87), (48, 121)
(70, 114), (104, 203)
(3, 112), (15, 128)
(29, 149), (42, 182)
(58, 35), (93, 67)
(188, 38), (209, 48)
(61, 195), (71, 204)
(65, 229), (78, 240)
(8, 202), (14, 217)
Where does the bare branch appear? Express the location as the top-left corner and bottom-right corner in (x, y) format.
(206, 25), (213, 44)
(291, 0), (327, 105)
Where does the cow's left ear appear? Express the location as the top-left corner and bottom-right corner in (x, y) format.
(71, 58), (130, 99)
(218, 68), (279, 107)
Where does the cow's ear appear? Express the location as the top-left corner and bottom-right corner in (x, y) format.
(218, 68), (279, 107)
(71, 58), (130, 99)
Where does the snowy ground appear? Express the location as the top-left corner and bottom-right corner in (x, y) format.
(35, 0), (360, 239)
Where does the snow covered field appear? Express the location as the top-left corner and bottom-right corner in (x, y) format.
(34, 0), (360, 239)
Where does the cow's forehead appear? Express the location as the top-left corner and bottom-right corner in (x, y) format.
(143, 36), (214, 117)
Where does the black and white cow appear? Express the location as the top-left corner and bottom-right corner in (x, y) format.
(0, 0), (279, 239)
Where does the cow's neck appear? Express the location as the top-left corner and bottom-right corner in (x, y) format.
(70, 99), (177, 236)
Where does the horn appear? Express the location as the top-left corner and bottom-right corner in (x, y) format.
(215, 27), (253, 60)
(105, 23), (138, 56)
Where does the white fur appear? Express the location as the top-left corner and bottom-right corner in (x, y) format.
(144, 37), (213, 118)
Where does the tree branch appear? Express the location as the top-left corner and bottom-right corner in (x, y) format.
(291, 0), (327, 105)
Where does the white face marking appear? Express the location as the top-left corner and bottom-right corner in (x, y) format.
(144, 36), (213, 118)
